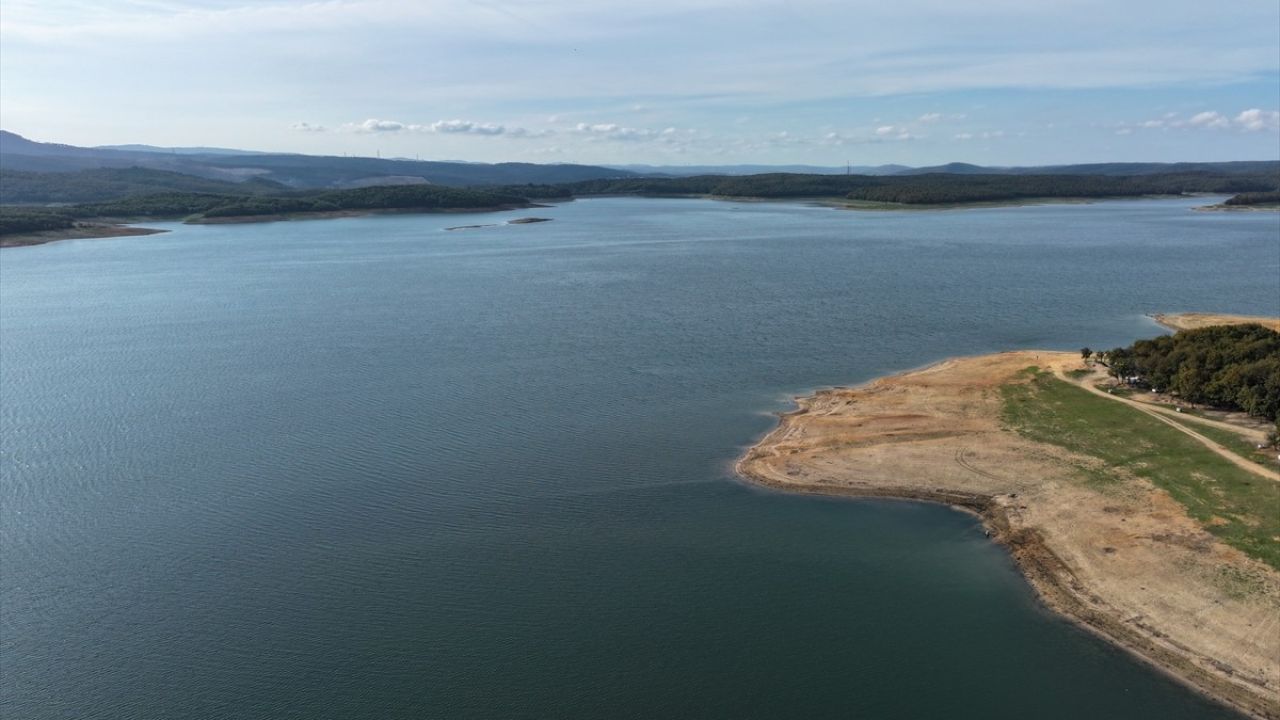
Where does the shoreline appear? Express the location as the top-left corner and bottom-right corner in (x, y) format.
(0, 224), (168, 248)
(1152, 312), (1280, 333)
(0, 203), (543, 249)
(186, 202), (542, 225)
(1194, 204), (1280, 212)
(736, 348), (1279, 719)
(2, 194), (1237, 249)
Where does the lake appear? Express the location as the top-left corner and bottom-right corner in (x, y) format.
(2, 197), (1277, 719)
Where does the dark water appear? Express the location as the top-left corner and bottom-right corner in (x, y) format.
(2, 197), (1277, 719)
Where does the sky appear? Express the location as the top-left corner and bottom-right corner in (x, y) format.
(1, 0), (1278, 166)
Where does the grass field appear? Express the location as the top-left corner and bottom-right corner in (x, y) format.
(1002, 369), (1280, 570)
(1159, 414), (1278, 469)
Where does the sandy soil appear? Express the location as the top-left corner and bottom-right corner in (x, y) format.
(1154, 313), (1280, 333)
(738, 351), (1280, 719)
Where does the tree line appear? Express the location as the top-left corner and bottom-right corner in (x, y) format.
(1100, 324), (1280, 423)
(0, 185), (531, 235)
(1223, 191), (1280, 207)
(546, 171), (1278, 204)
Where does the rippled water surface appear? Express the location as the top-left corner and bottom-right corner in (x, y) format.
(3, 197), (1277, 718)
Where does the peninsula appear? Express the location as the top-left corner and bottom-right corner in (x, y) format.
(738, 314), (1280, 719)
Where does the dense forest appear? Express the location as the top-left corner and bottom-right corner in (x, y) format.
(0, 184), (532, 235)
(549, 170), (1279, 203)
(0, 207), (79, 235)
(1223, 190), (1280, 206)
(1102, 324), (1280, 423)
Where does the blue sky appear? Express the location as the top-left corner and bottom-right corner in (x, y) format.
(2, 0), (1278, 165)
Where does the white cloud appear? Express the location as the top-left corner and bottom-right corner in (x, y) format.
(339, 117), (550, 138)
(1131, 108), (1278, 132)
(874, 125), (897, 136)
(291, 121), (325, 132)
(1235, 108), (1280, 132)
(953, 132), (973, 140)
(918, 112), (943, 123)
(1115, 128), (1133, 135)
(572, 122), (682, 142)
(1187, 110), (1229, 128)
(352, 118), (408, 133)
(430, 119), (505, 135)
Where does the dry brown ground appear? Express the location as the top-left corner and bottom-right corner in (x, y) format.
(1154, 313), (1280, 333)
(738, 350), (1280, 719)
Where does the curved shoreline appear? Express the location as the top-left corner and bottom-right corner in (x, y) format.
(736, 350), (1279, 719)
(0, 224), (168, 248)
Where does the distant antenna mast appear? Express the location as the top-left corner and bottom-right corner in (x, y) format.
(846, 160), (850, 175)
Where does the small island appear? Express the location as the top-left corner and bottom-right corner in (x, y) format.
(1198, 191), (1280, 211)
(738, 314), (1280, 719)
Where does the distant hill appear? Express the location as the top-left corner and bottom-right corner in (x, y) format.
(606, 163), (906, 176)
(96, 143), (269, 156)
(0, 131), (637, 189)
(610, 160), (1280, 177)
(896, 160), (1280, 176)
(0, 167), (285, 204)
(894, 162), (991, 175)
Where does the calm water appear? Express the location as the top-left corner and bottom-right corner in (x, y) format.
(2, 197), (1277, 719)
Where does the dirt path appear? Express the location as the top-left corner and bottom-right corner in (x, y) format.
(1051, 365), (1280, 483)
(1129, 399), (1270, 444)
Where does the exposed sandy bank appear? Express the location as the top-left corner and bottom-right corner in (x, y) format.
(737, 351), (1279, 719)
(1154, 313), (1280, 333)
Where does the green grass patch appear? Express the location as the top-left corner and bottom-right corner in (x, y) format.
(1160, 414), (1277, 468)
(1065, 368), (1091, 379)
(1001, 371), (1280, 570)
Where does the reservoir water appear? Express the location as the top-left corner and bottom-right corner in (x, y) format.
(2, 197), (1277, 719)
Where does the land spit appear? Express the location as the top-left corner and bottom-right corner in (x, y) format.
(0, 223), (167, 248)
(1153, 313), (1280, 333)
(737, 348), (1279, 719)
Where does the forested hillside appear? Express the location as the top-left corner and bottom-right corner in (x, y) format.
(0, 185), (531, 235)
(0, 167), (284, 203)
